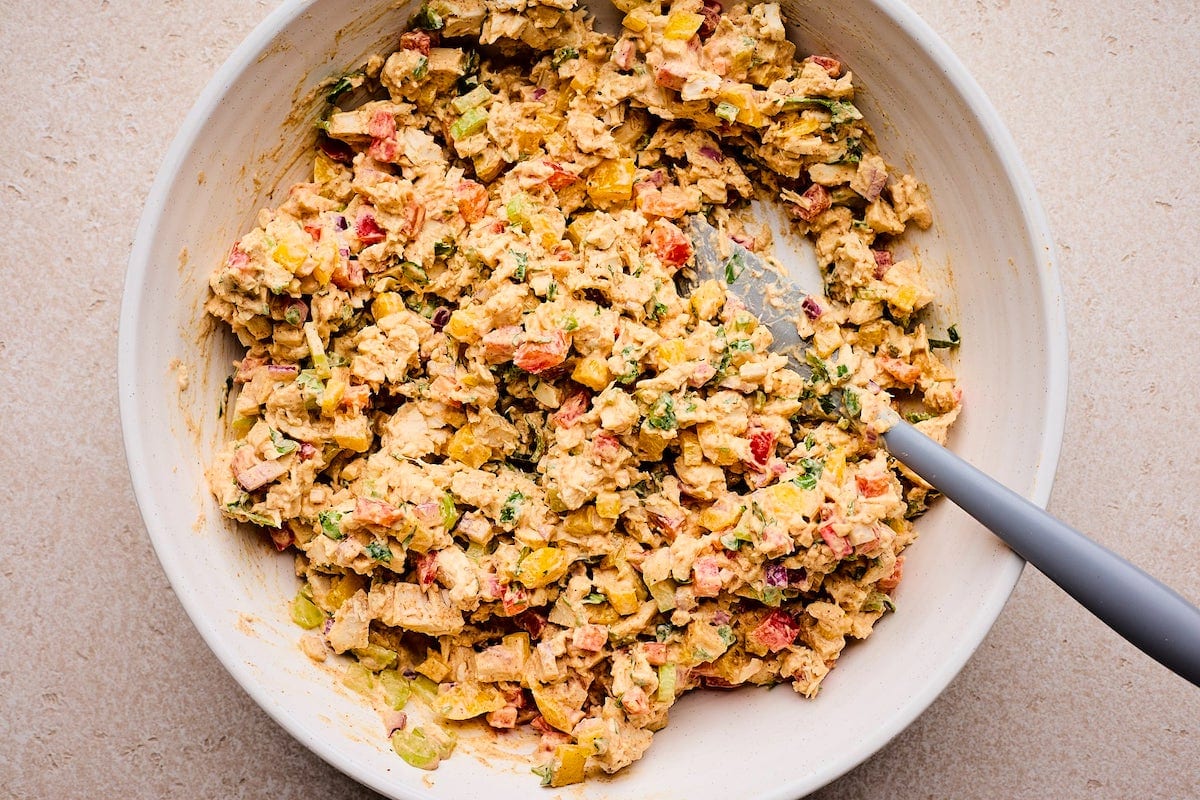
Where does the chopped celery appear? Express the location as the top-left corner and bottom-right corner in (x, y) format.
(715, 102), (739, 123)
(352, 643), (398, 671)
(450, 107), (488, 140)
(342, 663), (375, 697)
(378, 670), (412, 710)
(391, 728), (441, 770)
(451, 85), (493, 114)
(290, 591), (325, 629)
(410, 673), (440, 706)
(439, 492), (460, 530)
(657, 662), (678, 701)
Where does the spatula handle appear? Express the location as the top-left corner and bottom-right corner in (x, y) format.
(883, 420), (1200, 687)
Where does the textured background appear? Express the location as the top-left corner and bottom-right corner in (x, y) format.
(2, 0), (1198, 797)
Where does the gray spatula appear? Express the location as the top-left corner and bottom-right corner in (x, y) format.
(686, 214), (1200, 687)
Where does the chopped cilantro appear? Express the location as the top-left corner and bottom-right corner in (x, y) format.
(547, 281), (558, 301)
(326, 71), (362, 103)
(550, 47), (579, 68)
(269, 428), (298, 456)
(646, 394), (677, 431)
(531, 765), (553, 787)
(929, 324), (961, 349)
(411, 4), (444, 30)
(412, 56), (429, 80)
(365, 540), (392, 562)
(582, 592), (607, 605)
(318, 509), (344, 540)
(782, 96), (863, 125)
(284, 306), (302, 326)
(794, 457), (824, 490)
(433, 239), (456, 258)
(716, 625), (736, 648)
(499, 491), (525, 525)
(843, 388), (862, 418)
(512, 250), (528, 281)
(655, 622), (675, 642)
(723, 251), (746, 284)
(805, 352), (830, 384)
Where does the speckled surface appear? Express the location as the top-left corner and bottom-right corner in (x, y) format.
(2, 0), (1198, 797)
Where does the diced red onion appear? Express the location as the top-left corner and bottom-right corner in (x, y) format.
(533, 87), (547, 100)
(334, 214), (348, 231)
(712, 610), (731, 625)
(867, 379), (880, 394)
(698, 146), (724, 162)
(318, 135), (354, 165)
(431, 306), (451, 331)
(764, 563), (789, 587)
(801, 295), (823, 319)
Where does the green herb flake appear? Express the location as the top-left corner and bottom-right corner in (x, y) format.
(794, 457), (824, 490)
(716, 625), (736, 648)
(411, 4), (444, 30)
(512, 250), (528, 281)
(843, 388), (862, 419)
(269, 427), (298, 456)
(531, 765), (553, 787)
(326, 71), (362, 104)
(284, 306), (302, 326)
(550, 46), (579, 68)
(318, 509), (345, 540)
(723, 251), (746, 284)
(365, 540), (392, 562)
(929, 324), (961, 349)
(433, 239), (456, 258)
(582, 592), (607, 605)
(646, 394), (677, 431)
(499, 491), (525, 525)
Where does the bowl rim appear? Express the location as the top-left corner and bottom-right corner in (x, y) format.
(118, 0), (1068, 796)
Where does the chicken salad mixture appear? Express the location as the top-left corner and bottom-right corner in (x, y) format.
(206, 0), (961, 785)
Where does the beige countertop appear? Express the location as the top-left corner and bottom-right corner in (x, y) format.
(2, 0), (1198, 797)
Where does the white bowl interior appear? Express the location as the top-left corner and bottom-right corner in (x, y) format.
(119, 0), (1066, 797)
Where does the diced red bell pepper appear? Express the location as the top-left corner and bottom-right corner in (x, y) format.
(552, 391), (589, 428)
(545, 161), (580, 190)
(356, 497), (404, 527)
(751, 609), (801, 653)
(399, 30), (433, 55)
(455, 180), (490, 223)
(649, 221), (693, 268)
(819, 524), (853, 559)
(809, 55), (842, 76)
(415, 551), (439, 587)
(790, 184), (831, 222)
(513, 330), (569, 374)
(878, 555), (904, 592)
(747, 428), (776, 467)
(356, 213), (386, 245)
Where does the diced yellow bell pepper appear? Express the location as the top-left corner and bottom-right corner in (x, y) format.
(444, 306), (485, 342)
(313, 151), (339, 184)
(689, 279), (725, 320)
(312, 241), (337, 286)
(416, 650), (451, 683)
(890, 285), (918, 314)
(698, 501), (743, 532)
(547, 743), (591, 787)
(762, 481), (821, 521)
(371, 291), (406, 322)
(607, 583), (641, 616)
(529, 213), (561, 249)
(825, 449), (846, 484)
(587, 158), (636, 206)
(664, 11), (704, 39)
(324, 572), (364, 612)
(717, 86), (768, 127)
(517, 547), (570, 588)
(333, 424), (373, 453)
(595, 491), (622, 520)
(610, 0), (645, 11)
(680, 433), (703, 467)
(573, 717), (607, 752)
(436, 681), (506, 720)
(320, 374), (346, 416)
(531, 687), (577, 733)
(655, 339), (687, 367)
(572, 355), (611, 391)
(272, 240), (307, 273)
(622, 7), (655, 32)
(570, 65), (596, 92)
(447, 425), (492, 469)
(787, 117), (823, 136)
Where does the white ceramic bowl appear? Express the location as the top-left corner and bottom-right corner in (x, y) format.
(119, 0), (1067, 797)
